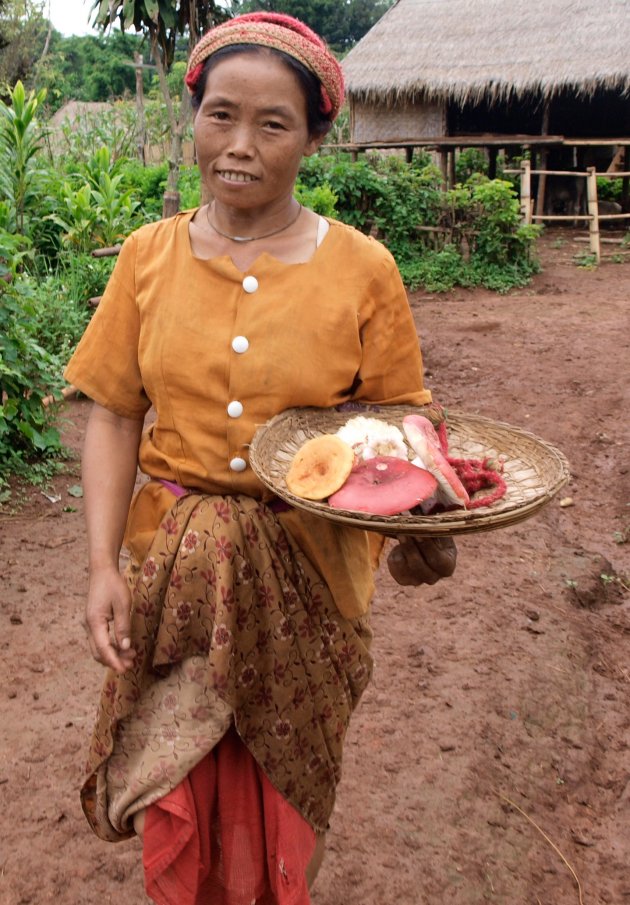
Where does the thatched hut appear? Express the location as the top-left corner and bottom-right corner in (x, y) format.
(342, 0), (630, 154)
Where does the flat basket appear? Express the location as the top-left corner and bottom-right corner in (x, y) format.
(249, 406), (571, 537)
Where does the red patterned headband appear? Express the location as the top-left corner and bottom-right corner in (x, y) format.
(185, 12), (344, 121)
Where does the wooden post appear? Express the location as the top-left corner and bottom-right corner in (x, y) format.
(448, 150), (456, 188)
(520, 159), (532, 223)
(586, 166), (600, 264)
(134, 52), (146, 165)
(162, 191), (180, 219)
(535, 101), (551, 217)
(488, 146), (498, 180)
(438, 148), (448, 189)
(405, 146), (414, 164)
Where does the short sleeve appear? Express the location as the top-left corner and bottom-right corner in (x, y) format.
(352, 244), (432, 406)
(64, 233), (151, 420)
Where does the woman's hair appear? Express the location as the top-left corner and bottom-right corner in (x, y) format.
(190, 44), (332, 139)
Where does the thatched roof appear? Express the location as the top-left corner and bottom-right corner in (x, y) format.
(50, 101), (115, 128)
(342, 0), (630, 106)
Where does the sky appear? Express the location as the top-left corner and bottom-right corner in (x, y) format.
(46, 0), (99, 37)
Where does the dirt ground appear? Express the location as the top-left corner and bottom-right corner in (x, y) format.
(1, 232), (629, 905)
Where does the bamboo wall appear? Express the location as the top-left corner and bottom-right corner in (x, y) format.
(350, 99), (446, 143)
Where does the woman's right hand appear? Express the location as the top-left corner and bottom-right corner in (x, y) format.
(85, 564), (136, 674)
(81, 403), (143, 674)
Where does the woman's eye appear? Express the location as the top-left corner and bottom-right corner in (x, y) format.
(264, 120), (285, 131)
(210, 110), (230, 121)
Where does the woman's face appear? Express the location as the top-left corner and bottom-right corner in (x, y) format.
(193, 51), (324, 213)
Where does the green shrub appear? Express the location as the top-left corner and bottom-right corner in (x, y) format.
(455, 148), (488, 183)
(301, 153), (541, 293)
(28, 254), (115, 359)
(0, 82), (48, 236)
(597, 177), (622, 202)
(118, 159), (168, 218)
(177, 166), (202, 210)
(0, 279), (64, 488)
(295, 181), (338, 216)
(45, 146), (141, 252)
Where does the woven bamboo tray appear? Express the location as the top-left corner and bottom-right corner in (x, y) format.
(249, 406), (571, 537)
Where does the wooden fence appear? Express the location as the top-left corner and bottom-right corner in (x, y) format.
(507, 160), (630, 263)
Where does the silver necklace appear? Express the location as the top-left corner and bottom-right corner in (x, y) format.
(206, 202), (302, 243)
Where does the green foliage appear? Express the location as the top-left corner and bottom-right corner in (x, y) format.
(117, 160), (200, 215)
(295, 180), (338, 216)
(0, 221), (33, 279)
(91, 0), (234, 69)
(455, 148), (488, 183)
(300, 153), (541, 293)
(573, 252), (598, 270)
(597, 176), (622, 201)
(53, 101), (138, 165)
(45, 146), (141, 252)
(177, 165), (201, 209)
(239, 0), (394, 50)
(118, 158), (169, 217)
(40, 31), (149, 110)
(25, 254), (114, 360)
(0, 80), (48, 234)
(0, 278), (64, 487)
(0, 0), (49, 95)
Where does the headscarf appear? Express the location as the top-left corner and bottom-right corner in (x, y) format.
(185, 12), (344, 121)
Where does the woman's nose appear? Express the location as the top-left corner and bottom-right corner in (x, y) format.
(227, 124), (256, 157)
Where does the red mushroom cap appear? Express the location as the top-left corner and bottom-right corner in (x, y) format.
(328, 456), (438, 516)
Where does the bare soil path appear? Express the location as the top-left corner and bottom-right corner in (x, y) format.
(1, 234), (629, 905)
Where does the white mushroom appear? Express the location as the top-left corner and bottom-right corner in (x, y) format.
(337, 416), (408, 461)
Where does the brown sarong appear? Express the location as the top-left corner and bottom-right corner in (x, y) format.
(81, 494), (373, 840)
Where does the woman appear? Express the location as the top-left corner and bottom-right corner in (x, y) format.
(65, 12), (456, 905)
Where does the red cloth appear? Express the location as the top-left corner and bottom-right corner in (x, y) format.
(142, 728), (316, 905)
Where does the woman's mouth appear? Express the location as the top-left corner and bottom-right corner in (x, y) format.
(217, 170), (258, 183)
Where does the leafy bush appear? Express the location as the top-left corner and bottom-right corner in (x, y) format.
(45, 146), (141, 252)
(597, 177), (622, 202)
(301, 153), (540, 293)
(455, 148), (488, 183)
(118, 159), (168, 218)
(295, 181), (338, 216)
(54, 101), (138, 166)
(0, 81), (48, 236)
(177, 166), (202, 210)
(28, 254), (115, 359)
(0, 279), (64, 488)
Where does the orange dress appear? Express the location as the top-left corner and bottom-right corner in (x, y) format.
(65, 209), (431, 620)
(64, 211), (432, 904)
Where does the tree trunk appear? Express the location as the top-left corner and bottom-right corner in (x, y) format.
(151, 32), (193, 219)
(134, 52), (146, 164)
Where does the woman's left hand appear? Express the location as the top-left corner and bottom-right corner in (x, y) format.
(387, 536), (457, 586)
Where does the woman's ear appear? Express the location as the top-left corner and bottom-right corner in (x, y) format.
(304, 125), (330, 158)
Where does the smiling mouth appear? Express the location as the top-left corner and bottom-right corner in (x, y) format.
(218, 171), (258, 183)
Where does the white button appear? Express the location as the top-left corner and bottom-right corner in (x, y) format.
(227, 400), (243, 418)
(232, 336), (249, 354)
(230, 456), (247, 472)
(242, 275), (258, 293)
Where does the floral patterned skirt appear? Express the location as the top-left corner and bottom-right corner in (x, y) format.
(81, 493), (373, 841)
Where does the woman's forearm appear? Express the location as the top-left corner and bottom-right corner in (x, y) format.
(82, 402), (143, 572)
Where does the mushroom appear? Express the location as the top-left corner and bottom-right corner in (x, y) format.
(328, 456), (438, 516)
(336, 415), (408, 461)
(286, 434), (355, 500)
(402, 414), (470, 509)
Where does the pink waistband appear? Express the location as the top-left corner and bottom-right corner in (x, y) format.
(157, 479), (291, 513)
